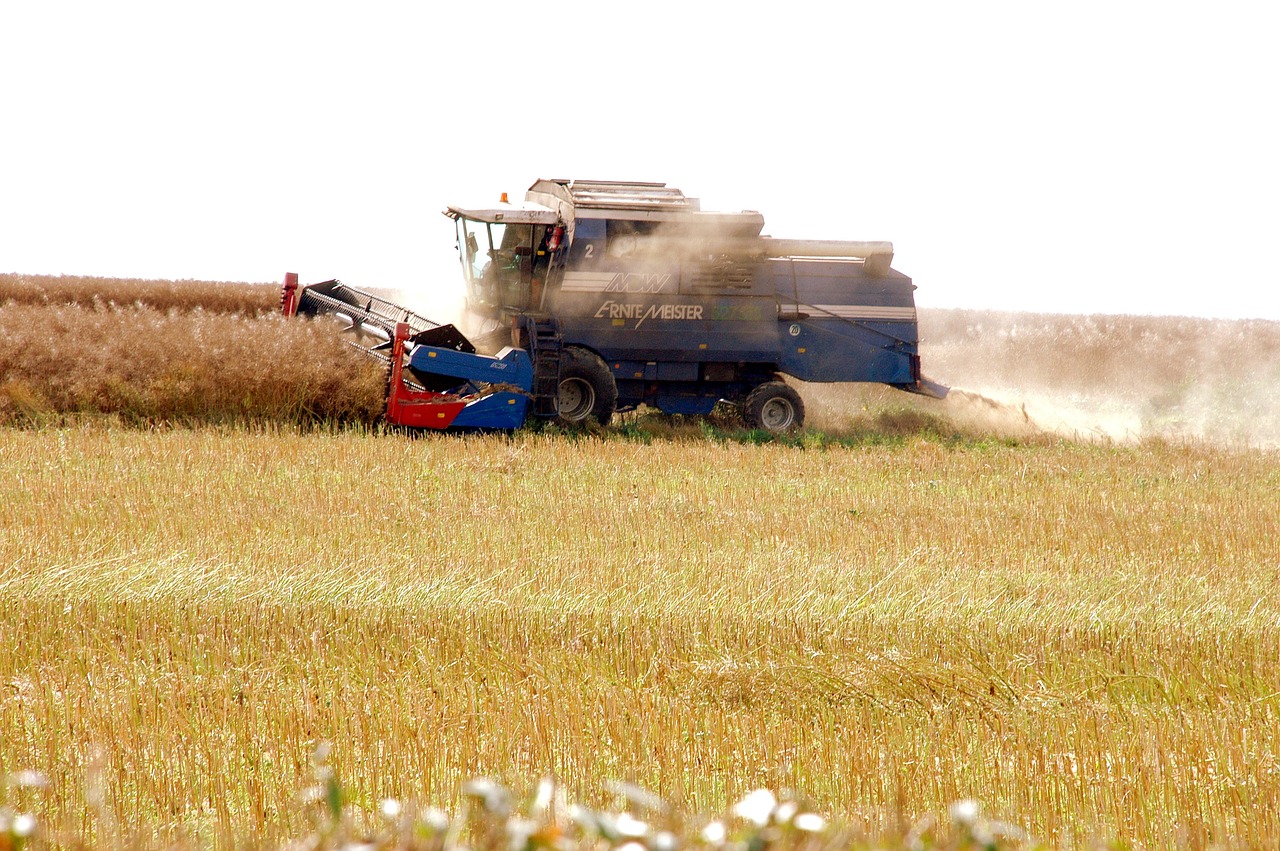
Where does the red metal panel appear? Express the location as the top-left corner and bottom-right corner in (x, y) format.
(280, 272), (300, 316)
(384, 322), (468, 429)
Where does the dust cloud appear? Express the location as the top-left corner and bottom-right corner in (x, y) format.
(919, 309), (1280, 450)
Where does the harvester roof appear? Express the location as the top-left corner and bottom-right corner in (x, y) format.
(443, 199), (559, 225)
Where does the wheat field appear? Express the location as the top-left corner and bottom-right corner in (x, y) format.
(1, 274), (1279, 848)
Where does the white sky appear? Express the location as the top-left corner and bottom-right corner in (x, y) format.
(2, 1), (1277, 320)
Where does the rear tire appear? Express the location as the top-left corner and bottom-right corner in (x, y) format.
(557, 347), (617, 426)
(742, 381), (804, 432)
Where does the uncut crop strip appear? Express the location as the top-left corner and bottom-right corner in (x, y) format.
(1, 428), (1278, 846)
(0, 273), (280, 315)
(0, 272), (389, 427)
(0, 302), (386, 427)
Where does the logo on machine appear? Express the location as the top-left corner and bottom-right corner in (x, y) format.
(603, 273), (672, 294)
(594, 300), (704, 329)
(560, 271), (673, 295)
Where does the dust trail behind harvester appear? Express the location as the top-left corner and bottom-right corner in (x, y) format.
(919, 309), (1280, 450)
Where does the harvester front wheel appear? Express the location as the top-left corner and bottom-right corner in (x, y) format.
(557, 347), (617, 426)
(742, 381), (805, 432)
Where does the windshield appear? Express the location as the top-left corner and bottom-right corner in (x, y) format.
(456, 218), (546, 314)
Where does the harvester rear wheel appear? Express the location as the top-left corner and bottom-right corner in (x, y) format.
(742, 381), (805, 432)
(557, 347), (617, 426)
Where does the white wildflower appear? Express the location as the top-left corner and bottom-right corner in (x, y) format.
(701, 821), (726, 844)
(652, 830), (680, 851)
(732, 789), (777, 826)
(422, 807), (450, 832)
(616, 812), (649, 837)
(14, 813), (37, 837)
(793, 813), (826, 833)
(949, 799), (980, 826)
(531, 777), (555, 813)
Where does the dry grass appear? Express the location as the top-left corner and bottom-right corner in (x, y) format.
(0, 275), (385, 427)
(1, 427), (1277, 847)
(0, 273), (279, 316)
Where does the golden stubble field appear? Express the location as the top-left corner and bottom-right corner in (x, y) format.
(2, 273), (1280, 848)
(2, 428), (1278, 847)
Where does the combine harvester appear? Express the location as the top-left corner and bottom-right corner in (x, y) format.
(282, 179), (947, 432)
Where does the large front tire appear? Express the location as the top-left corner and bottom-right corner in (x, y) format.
(742, 381), (805, 432)
(557, 347), (617, 426)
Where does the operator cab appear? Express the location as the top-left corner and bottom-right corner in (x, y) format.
(446, 199), (561, 321)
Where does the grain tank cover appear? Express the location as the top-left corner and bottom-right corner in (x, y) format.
(528, 179), (697, 213)
(526, 179), (768, 240)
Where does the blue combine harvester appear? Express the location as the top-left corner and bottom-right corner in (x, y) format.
(282, 179), (947, 431)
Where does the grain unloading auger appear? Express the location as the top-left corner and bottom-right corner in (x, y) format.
(284, 178), (947, 432)
(280, 274), (533, 429)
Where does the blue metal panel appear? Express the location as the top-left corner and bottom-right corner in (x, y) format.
(549, 225), (783, 364)
(567, 219), (606, 267)
(779, 319), (916, 384)
(657, 362), (699, 381)
(555, 293), (781, 364)
(406, 345), (534, 391)
(451, 393), (530, 429)
(766, 258), (919, 345)
(606, 360), (649, 381)
(655, 395), (719, 416)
